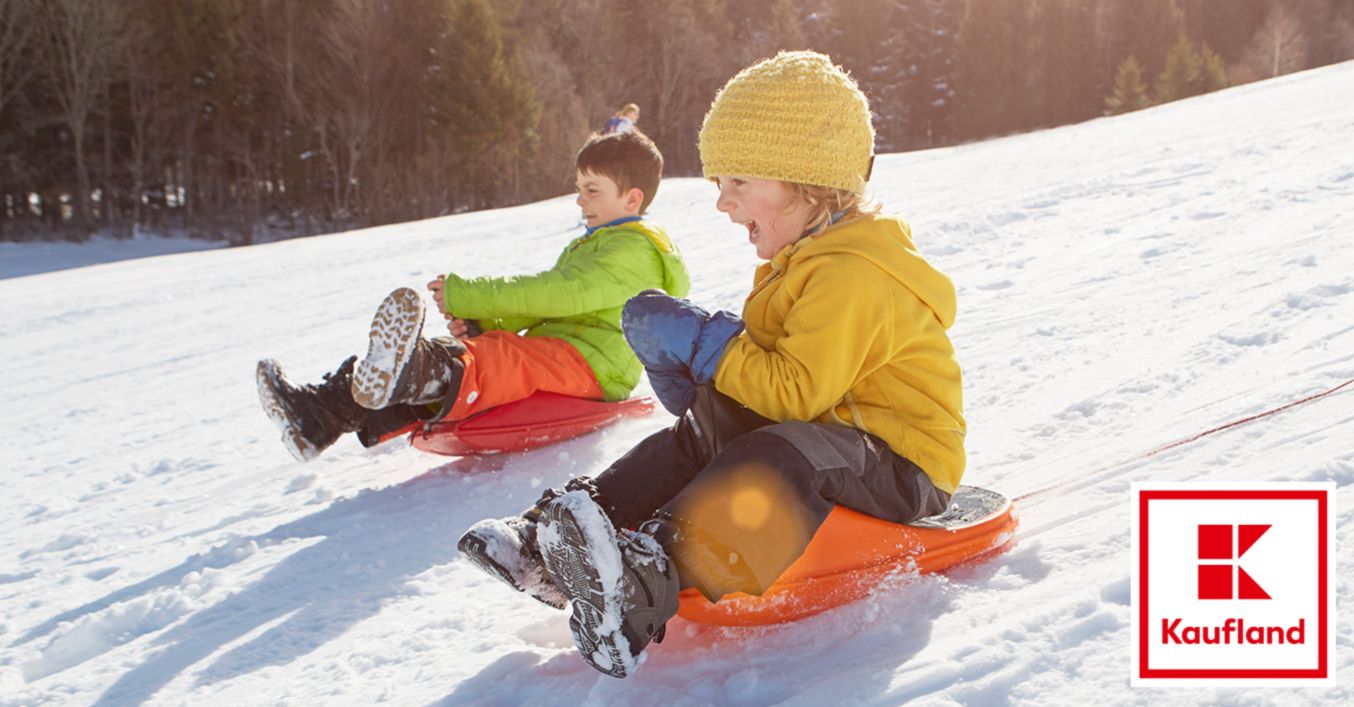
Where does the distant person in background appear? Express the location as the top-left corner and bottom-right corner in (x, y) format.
(256, 131), (689, 463)
(602, 103), (640, 135)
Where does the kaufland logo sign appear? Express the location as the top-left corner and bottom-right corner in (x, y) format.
(1132, 483), (1335, 686)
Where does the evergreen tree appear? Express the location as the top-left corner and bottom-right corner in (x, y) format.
(953, 0), (1034, 140)
(895, 0), (961, 149)
(1097, 0), (1184, 89)
(1034, 0), (1102, 128)
(1155, 33), (1203, 103)
(1104, 55), (1149, 115)
(429, 0), (539, 209)
(1200, 43), (1229, 93)
(824, 0), (899, 148)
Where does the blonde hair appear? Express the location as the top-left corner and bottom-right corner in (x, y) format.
(789, 182), (879, 235)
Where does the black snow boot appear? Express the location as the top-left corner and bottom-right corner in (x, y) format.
(536, 490), (680, 679)
(350, 287), (467, 411)
(257, 355), (369, 462)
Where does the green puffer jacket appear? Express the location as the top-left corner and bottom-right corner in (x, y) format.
(440, 221), (690, 401)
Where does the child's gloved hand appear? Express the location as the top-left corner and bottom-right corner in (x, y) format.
(622, 291), (744, 415)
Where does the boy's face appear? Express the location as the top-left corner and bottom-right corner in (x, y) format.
(576, 170), (642, 229)
(714, 175), (813, 260)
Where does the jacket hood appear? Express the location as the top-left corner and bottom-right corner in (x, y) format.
(610, 221), (692, 298)
(778, 215), (957, 328)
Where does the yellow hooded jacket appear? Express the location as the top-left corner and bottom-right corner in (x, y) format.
(712, 215), (966, 493)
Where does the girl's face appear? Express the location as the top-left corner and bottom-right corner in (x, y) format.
(714, 175), (813, 260)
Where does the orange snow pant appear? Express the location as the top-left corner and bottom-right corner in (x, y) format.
(443, 330), (605, 421)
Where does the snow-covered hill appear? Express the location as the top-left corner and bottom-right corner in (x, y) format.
(3, 62), (1352, 705)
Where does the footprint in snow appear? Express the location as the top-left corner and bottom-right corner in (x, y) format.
(286, 473), (319, 493)
(20, 534), (87, 558)
(1218, 331), (1280, 347)
(976, 280), (1014, 291)
(1100, 576), (1131, 606)
(1055, 609), (1125, 649)
(84, 567), (118, 581)
(988, 211), (1028, 227)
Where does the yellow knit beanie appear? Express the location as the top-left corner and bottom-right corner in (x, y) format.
(699, 51), (875, 194)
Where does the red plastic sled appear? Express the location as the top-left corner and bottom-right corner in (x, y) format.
(676, 486), (1018, 626)
(409, 392), (655, 456)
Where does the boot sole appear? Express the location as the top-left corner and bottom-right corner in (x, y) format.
(537, 494), (634, 678)
(352, 288), (425, 410)
(256, 360), (318, 462)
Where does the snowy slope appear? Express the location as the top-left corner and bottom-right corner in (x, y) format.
(3, 62), (1353, 705)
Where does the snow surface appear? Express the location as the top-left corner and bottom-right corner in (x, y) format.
(3, 62), (1353, 705)
(0, 234), (226, 281)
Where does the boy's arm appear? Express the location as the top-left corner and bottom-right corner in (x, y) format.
(441, 233), (663, 320)
(428, 277), (540, 333)
(714, 260), (899, 422)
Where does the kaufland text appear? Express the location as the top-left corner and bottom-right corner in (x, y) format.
(1161, 618), (1306, 645)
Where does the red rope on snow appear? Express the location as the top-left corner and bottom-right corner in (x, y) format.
(1137, 377), (1354, 460)
(1013, 377), (1354, 503)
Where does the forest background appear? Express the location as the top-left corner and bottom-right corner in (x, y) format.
(2, 0), (1351, 244)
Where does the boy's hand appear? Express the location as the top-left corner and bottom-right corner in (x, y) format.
(446, 318), (470, 338)
(427, 276), (446, 313)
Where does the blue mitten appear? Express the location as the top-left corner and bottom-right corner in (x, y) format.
(622, 291), (744, 415)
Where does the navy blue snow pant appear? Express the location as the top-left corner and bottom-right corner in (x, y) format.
(590, 386), (950, 602)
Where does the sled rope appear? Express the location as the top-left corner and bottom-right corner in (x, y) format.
(1014, 376), (1354, 503)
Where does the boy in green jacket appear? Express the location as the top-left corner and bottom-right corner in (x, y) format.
(257, 131), (690, 462)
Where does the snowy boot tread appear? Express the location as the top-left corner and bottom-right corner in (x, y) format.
(352, 287), (426, 410)
(537, 491), (678, 679)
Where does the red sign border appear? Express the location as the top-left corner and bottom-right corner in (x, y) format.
(1138, 489), (1328, 680)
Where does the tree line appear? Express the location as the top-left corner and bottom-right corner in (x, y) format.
(2, 0), (1351, 244)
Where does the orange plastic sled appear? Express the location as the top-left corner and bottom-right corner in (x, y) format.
(676, 486), (1017, 626)
(409, 392), (655, 456)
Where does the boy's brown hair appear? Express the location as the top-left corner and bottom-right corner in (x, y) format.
(575, 131), (664, 214)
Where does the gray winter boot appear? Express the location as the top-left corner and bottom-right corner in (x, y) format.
(458, 511), (568, 610)
(536, 490), (679, 678)
(351, 287), (466, 411)
(257, 355), (368, 462)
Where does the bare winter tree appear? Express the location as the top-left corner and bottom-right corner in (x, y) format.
(0, 0), (37, 119)
(0, 0), (38, 237)
(123, 1), (177, 239)
(305, 0), (405, 225)
(39, 0), (127, 236)
(1236, 1), (1310, 81)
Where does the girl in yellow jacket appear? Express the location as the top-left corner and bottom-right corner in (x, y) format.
(459, 51), (965, 679)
